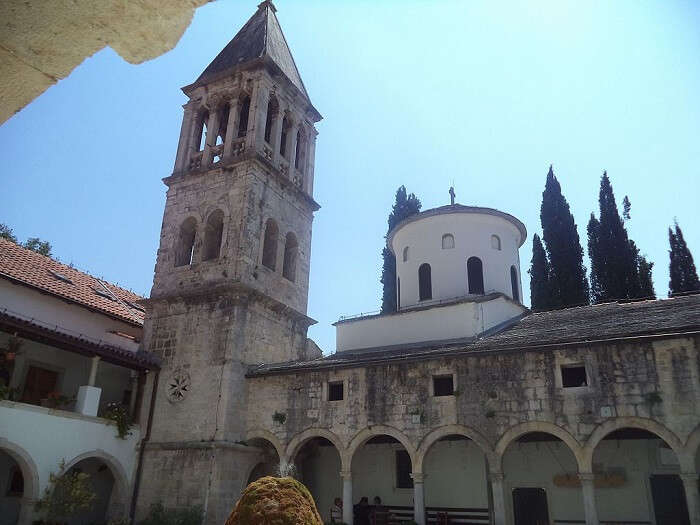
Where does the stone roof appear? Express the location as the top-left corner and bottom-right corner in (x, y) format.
(0, 237), (145, 326)
(387, 204), (528, 254)
(248, 295), (700, 376)
(192, 1), (308, 99)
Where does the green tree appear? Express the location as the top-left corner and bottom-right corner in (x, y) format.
(669, 221), (700, 295)
(587, 172), (650, 303)
(381, 186), (421, 313)
(529, 234), (552, 311)
(539, 165), (589, 308)
(0, 223), (17, 243)
(24, 237), (52, 256)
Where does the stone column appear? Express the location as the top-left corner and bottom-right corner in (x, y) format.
(289, 121), (299, 173)
(88, 356), (100, 386)
(579, 473), (600, 525)
(174, 103), (196, 172)
(341, 470), (353, 525)
(202, 104), (221, 167)
(222, 98), (239, 160)
(245, 82), (265, 151)
(411, 473), (426, 525)
(490, 472), (506, 525)
(306, 132), (317, 194)
(681, 473), (700, 525)
(270, 108), (284, 165)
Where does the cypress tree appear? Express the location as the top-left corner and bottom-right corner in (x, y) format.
(638, 255), (655, 299)
(539, 165), (589, 308)
(380, 186), (421, 313)
(669, 221), (700, 295)
(529, 234), (552, 311)
(587, 172), (650, 303)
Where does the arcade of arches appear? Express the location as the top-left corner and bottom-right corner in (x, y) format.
(246, 419), (700, 525)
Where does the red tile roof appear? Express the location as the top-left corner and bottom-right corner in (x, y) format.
(0, 238), (145, 326)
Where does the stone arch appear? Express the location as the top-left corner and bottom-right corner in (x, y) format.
(495, 421), (584, 473)
(347, 425), (417, 467)
(581, 417), (685, 472)
(415, 424), (497, 474)
(0, 437), (40, 501)
(245, 429), (286, 463)
(286, 428), (347, 470)
(63, 449), (130, 520)
(682, 422), (700, 473)
(174, 215), (198, 267)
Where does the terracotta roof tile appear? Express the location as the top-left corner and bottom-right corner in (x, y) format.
(0, 238), (145, 326)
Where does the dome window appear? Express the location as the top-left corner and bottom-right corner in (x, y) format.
(418, 263), (432, 301)
(402, 246), (409, 262)
(467, 257), (485, 295)
(511, 266), (520, 302)
(491, 235), (501, 251)
(442, 234), (455, 250)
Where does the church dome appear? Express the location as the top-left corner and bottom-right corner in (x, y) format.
(388, 204), (527, 309)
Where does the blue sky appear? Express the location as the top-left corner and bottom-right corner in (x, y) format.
(1, 0), (699, 353)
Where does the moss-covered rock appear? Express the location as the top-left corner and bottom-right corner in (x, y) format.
(225, 476), (323, 525)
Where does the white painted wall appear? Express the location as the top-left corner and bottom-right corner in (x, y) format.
(503, 439), (676, 524)
(336, 296), (525, 352)
(0, 280), (141, 351)
(390, 212), (524, 308)
(0, 401), (140, 515)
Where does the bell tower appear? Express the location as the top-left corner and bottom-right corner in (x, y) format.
(136, 3), (321, 523)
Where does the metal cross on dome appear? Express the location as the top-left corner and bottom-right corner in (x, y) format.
(449, 186), (456, 206)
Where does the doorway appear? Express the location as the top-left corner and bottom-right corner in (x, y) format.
(650, 475), (690, 525)
(512, 487), (549, 525)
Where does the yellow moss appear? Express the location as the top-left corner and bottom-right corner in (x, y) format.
(225, 476), (323, 525)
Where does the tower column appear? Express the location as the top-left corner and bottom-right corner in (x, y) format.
(223, 97), (240, 160)
(174, 103), (196, 172)
(246, 83), (266, 151)
(202, 100), (222, 167)
(270, 106), (284, 166)
(288, 120), (299, 177)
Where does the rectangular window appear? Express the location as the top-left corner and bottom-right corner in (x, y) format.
(21, 365), (59, 405)
(395, 450), (413, 489)
(561, 365), (587, 388)
(433, 375), (454, 396)
(328, 381), (344, 401)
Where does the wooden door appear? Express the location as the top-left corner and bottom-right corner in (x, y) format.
(650, 474), (690, 525)
(21, 365), (58, 405)
(513, 487), (549, 525)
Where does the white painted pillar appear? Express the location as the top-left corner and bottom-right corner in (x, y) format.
(174, 103), (196, 172)
(681, 473), (700, 525)
(411, 473), (426, 525)
(128, 372), (138, 416)
(490, 473), (506, 525)
(88, 356), (100, 386)
(222, 99), (239, 160)
(202, 105), (221, 167)
(341, 470), (353, 525)
(579, 473), (599, 525)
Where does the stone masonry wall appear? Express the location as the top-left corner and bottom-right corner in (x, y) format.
(245, 335), (700, 470)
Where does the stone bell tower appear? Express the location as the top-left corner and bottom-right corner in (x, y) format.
(136, 2), (321, 523)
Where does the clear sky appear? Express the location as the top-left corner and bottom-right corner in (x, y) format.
(1, 0), (699, 354)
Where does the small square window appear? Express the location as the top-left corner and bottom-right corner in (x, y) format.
(433, 375), (454, 397)
(328, 381), (344, 401)
(561, 365), (587, 388)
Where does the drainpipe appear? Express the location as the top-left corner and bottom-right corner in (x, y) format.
(129, 370), (159, 524)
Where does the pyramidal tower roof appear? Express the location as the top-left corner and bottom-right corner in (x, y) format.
(191, 1), (309, 99)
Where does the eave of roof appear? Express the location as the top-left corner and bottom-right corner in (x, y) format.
(387, 204), (528, 255)
(0, 310), (159, 370)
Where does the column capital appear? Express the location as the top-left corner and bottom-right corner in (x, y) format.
(680, 473), (699, 484)
(340, 470), (352, 481)
(410, 472), (425, 483)
(489, 472), (505, 483)
(578, 472), (596, 483)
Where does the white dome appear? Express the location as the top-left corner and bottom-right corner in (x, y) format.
(388, 205), (527, 309)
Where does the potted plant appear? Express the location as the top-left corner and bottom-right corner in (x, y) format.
(41, 392), (75, 410)
(103, 402), (133, 439)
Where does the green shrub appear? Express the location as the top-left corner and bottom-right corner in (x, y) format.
(138, 503), (203, 525)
